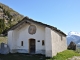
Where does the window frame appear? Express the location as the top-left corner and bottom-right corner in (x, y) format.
(42, 40), (45, 46)
(21, 41), (23, 46)
(60, 35), (63, 41)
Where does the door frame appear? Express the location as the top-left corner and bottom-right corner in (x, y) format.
(29, 38), (36, 53)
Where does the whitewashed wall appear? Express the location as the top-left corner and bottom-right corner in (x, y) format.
(45, 27), (52, 57)
(8, 31), (13, 51)
(8, 22), (67, 57)
(8, 23), (45, 54)
(45, 27), (67, 57)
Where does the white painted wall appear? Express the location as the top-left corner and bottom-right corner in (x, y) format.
(8, 23), (45, 54)
(8, 31), (13, 50)
(8, 22), (67, 57)
(45, 27), (52, 57)
(25, 24), (45, 54)
(45, 27), (67, 57)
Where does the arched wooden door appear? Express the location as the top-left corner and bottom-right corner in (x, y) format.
(29, 39), (35, 53)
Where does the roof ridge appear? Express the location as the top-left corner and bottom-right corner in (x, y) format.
(3, 17), (66, 36)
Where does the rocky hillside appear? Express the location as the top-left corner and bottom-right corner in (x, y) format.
(0, 3), (24, 34)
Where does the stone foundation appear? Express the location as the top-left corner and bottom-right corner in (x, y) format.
(10, 49), (28, 53)
(36, 50), (45, 54)
(45, 50), (52, 57)
(10, 49), (45, 55)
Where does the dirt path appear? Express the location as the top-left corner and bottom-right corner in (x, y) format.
(67, 56), (80, 60)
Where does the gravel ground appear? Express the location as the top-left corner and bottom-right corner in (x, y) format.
(67, 56), (80, 60)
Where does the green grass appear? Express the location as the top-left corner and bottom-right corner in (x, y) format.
(52, 50), (80, 60)
(0, 54), (50, 60)
(0, 37), (7, 44)
(0, 38), (80, 60)
(0, 50), (80, 60)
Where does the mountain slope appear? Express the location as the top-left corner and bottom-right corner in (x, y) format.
(0, 3), (24, 21)
(67, 31), (80, 45)
(0, 3), (24, 34)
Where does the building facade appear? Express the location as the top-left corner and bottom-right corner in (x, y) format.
(8, 17), (67, 57)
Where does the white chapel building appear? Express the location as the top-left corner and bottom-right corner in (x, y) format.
(8, 17), (67, 57)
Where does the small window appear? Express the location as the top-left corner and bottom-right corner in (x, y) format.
(61, 35), (63, 41)
(42, 40), (45, 46)
(38, 40), (40, 42)
(21, 41), (23, 46)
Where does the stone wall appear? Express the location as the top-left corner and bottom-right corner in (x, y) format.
(51, 30), (67, 56)
(0, 43), (9, 54)
(45, 27), (67, 57)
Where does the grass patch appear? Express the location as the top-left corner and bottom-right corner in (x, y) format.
(0, 54), (48, 60)
(0, 37), (7, 44)
(53, 50), (80, 60)
(0, 50), (79, 60)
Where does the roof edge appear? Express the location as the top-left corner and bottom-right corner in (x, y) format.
(3, 16), (67, 36)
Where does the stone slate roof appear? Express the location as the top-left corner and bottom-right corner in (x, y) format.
(8, 17), (67, 36)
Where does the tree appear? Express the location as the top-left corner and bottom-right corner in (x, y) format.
(0, 19), (5, 34)
(0, 19), (3, 34)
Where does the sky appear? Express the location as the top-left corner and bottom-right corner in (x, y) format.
(0, 0), (80, 34)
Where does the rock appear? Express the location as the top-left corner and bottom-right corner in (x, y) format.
(68, 41), (76, 50)
(0, 43), (10, 54)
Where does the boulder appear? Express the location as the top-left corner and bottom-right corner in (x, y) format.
(0, 43), (10, 54)
(68, 41), (76, 50)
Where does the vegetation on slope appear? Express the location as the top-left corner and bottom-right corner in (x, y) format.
(0, 37), (7, 44)
(0, 3), (24, 34)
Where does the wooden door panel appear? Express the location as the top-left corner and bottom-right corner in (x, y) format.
(29, 39), (35, 53)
